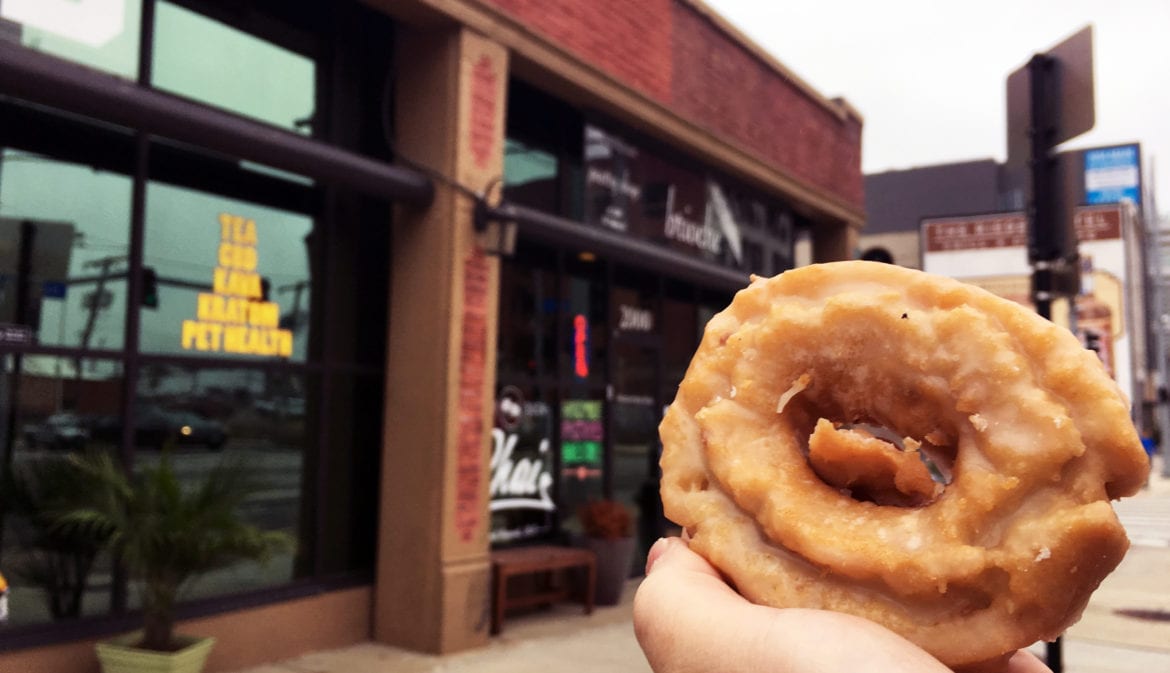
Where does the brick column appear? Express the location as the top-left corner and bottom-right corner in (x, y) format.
(375, 26), (506, 653)
(812, 221), (860, 262)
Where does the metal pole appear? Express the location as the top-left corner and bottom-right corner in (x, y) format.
(1149, 160), (1170, 477)
(0, 41), (433, 206)
(1025, 51), (1065, 673)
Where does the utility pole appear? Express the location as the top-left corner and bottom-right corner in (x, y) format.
(76, 255), (125, 378)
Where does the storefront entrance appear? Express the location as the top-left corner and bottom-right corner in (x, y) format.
(492, 240), (728, 558)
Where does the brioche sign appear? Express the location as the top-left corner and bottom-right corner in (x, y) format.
(181, 213), (294, 357)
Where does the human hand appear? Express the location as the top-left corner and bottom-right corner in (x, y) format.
(632, 537), (1051, 673)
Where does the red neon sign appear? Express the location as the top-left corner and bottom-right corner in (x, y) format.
(573, 314), (589, 378)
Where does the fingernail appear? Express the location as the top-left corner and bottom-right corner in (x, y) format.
(645, 537), (676, 574)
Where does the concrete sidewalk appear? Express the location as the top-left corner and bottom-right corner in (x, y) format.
(227, 582), (650, 673)
(230, 462), (1170, 673)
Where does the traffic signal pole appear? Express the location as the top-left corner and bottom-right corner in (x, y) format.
(1025, 50), (1069, 673)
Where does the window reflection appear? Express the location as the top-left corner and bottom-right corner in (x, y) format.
(0, 355), (123, 627)
(130, 364), (306, 597)
(0, 150), (132, 351)
(1, 0), (142, 79)
(151, 1), (315, 134)
(142, 182), (313, 362)
(504, 138), (559, 213)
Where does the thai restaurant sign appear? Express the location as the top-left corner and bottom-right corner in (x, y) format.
(921, 205), (1137, 406)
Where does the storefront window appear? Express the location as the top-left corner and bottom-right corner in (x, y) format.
(662, 283), (699, 392)
(0, 355), (124, 627)
(557, 396), (604, 532)
(560, 256), (606, 387)
(141, 182), (312, 362)
(497, 245), (557, 382)
(151, 1), (315, 134)
(0, 0), (394, 644)
(124, 363), (302, 599)
(490, 384), (556, 544)
(0, 150), (133, 352)
(504, 138), (558, 213)
(0, 0), (142, 79)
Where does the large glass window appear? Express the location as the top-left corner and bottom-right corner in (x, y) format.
(0, 0), (393, 638)
(0, 355), (124, 626)
(0, 0), (143, 78)
(151, 1), (315, 134)
(0, 151), (133, 352)
(141, 182), (312, 362)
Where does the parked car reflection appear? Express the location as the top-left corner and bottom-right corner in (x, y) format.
(22, 412), (90, 451)
(90, 406), (226, 451)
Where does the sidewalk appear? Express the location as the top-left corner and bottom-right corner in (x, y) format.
(230, 462), (1170, 673)
(227, 582), (649, 673)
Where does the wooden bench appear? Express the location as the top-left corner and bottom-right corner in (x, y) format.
(490, 545), (596, 635)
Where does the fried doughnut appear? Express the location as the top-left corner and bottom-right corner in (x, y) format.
(658, 260), (1150, 669)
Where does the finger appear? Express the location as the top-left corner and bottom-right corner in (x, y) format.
(1004, 650), (1052, 673)
(956, 649), (1051, 673)
(633, 538), (952, 673)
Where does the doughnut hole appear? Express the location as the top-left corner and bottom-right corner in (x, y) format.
(805, 419), (943, 507)
(772, 371), (957, 508)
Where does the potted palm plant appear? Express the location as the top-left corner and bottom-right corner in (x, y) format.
(577, 499), (635, 606)
(54, 451), (292, 673)
(1, 455), (110, 621)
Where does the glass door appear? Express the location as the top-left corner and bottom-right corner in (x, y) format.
(609, 265), (663, 570)
(611, 339), (661, 569)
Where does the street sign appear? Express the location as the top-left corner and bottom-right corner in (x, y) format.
(1085, 144), (1141, 205)
(1006, 25), (1095, 165)
(42, 280), (67, 299)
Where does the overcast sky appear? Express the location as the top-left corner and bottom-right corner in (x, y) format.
(704, 0), (1170, 218)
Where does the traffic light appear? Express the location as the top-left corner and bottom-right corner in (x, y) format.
(141, 266), (158, 309)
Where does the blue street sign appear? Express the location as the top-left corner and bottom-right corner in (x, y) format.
(42, 280), (67, 299)
(1084, 144), (1140, 205)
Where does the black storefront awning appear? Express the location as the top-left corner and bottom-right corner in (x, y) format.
(0, 42), (433, 206)
(485, 201), (751, 294)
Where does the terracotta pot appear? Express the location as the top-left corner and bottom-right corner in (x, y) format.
(584, 536), (637, 606)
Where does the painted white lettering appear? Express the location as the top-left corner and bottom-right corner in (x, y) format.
(489, 428), (555, 512)
(664, 211), (722, 254)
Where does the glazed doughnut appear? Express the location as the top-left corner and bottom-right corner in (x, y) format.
(658, 260), (1150, 669)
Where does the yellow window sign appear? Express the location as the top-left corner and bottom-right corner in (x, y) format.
(181, 213), (294, 357)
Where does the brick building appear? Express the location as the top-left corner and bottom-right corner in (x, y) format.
(0, 0), (862, 669)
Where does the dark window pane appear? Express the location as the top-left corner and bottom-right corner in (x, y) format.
(0, 355), (124, 626)
(131, 364), (306, 598)
(560, 257), (606, 388)
(497, 244), (558, 382)
(315, 371), (382, 575)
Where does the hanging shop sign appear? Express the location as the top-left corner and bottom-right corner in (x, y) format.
(180, 213), (294, 357)
(582, 124), (794, 276)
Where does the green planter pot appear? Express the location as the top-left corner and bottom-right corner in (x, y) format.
(96, 633), (216, 673)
